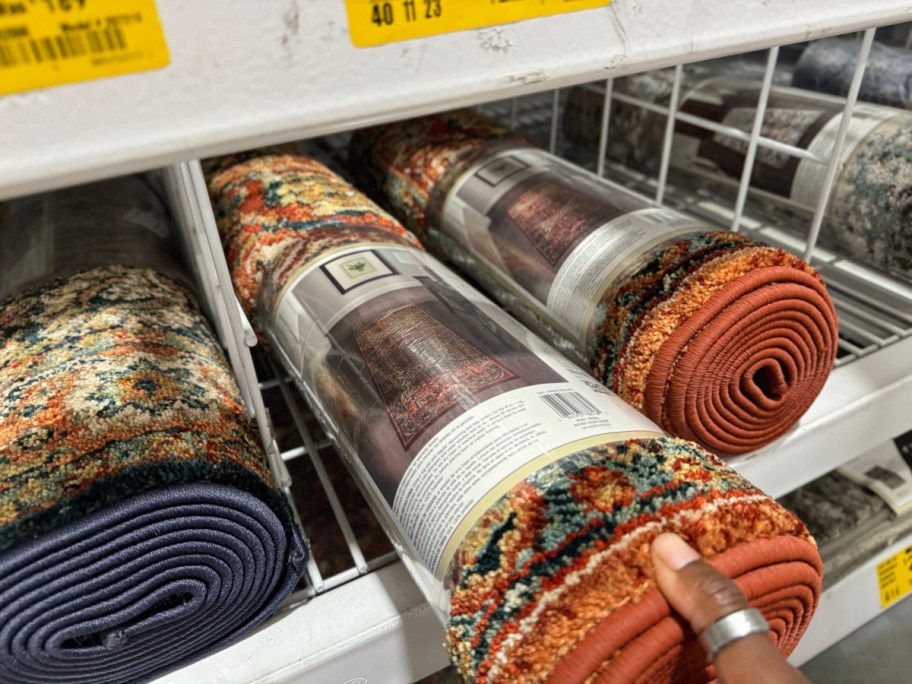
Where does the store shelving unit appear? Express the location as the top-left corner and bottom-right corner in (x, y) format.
(5, 2), (912, 682)
(3, 1), (912, 202)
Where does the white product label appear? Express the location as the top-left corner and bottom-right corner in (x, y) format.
(394, 363), (658, 579)
(270, 243), (662, 584)
(790, 105), (898, 209)
(838, 429), (912, 516)
(438, 147), (703, 349)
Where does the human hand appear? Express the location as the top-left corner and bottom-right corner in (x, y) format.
(651, 533), (811, 684)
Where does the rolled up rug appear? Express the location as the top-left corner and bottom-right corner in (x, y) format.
(0, 177), (306, 684)
(208, 151), (823, 683)
(562, 70), (912, 281)
(792, 38), (912, 110)
(348, 110), (839, 455)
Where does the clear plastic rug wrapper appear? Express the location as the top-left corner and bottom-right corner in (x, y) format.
(562, 67), (912, 281)
(792, 38), (912, 110)
(208, 151), (823, 683)
(347, 109), (838, 456)
(0, 177), (306, 684)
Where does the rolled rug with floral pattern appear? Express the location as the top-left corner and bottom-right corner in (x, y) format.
(0, 178), (306, 684)
(208, 152), (823, 683)
(562, 70), (912, 281)
(348, 110), (839, 456)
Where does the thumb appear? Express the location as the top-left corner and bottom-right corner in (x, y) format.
(651, 532), (749, 634)
(650, 533), (811, 684)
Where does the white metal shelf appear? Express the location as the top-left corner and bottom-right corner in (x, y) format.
(156, 562), (447, 684)
(7, 6), (912, 683)
(151, 48), (912, 677)
(149, 138), (912, 682)
(2, 1), (912, 202)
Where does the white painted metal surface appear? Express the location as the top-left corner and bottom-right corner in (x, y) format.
(6, 4), (912, 681)
(160, 162), (292, 493)
(2, 1), (912, 201)
(155, 563), (448, 684)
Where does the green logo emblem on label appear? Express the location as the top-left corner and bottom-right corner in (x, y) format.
(342, 257), (375, 278)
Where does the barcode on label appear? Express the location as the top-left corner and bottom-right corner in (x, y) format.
(0, 26), (127, 68)
(0, 0), (168, 96)
(540, 391), (601, 419)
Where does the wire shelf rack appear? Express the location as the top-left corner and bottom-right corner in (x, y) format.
(160, 24), (912, 683)
(242, 31), (912, 607)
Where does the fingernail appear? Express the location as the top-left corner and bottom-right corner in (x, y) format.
(652, 532), (701, 571)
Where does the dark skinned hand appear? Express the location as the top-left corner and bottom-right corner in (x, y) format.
(651, 533), (811, 684)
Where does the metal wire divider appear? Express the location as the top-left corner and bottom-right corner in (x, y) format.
(256, 351), (398, 607)
(477, 32), (912, 369)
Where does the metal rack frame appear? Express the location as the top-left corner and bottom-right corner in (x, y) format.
(159, 31), (912, 674)
(4, 7), (912, 683)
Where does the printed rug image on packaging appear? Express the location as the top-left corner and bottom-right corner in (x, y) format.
(562, 67), (912, 281)
(354, 302), (516, 450)
(208, 150), (824, 683)
(0, 178), (306, 684)
(347, 109), (839, 456)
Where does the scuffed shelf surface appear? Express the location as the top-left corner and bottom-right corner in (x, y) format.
(3, 1), (912, 201)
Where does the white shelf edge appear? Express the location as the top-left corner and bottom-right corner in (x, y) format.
(789, 533), (912, 666)
(3, 1), (911, 201)
(154, 562), (449, 684)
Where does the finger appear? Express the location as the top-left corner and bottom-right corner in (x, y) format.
(651, 533), (811, 684)
(651, 532), (749, 633)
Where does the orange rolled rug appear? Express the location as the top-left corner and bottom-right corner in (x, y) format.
(207, 151), (823, 683)
(348, 109), (839, 455)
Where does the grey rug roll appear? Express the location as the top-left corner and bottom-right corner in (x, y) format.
(793, 38), (912, 110)
(779, 471), (912, 588)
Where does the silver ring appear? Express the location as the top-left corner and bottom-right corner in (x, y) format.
(699, 607), (769, 660)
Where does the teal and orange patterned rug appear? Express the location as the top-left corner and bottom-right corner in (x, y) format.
(0, 205), (305, 681)
(209, 152), (823, 683)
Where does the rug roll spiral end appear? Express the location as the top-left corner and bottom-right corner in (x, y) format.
(642, 261), (839, 456)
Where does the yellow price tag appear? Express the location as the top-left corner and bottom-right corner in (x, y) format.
(345, 0), (610, 47)
(877, 544), (912, 608)
(0, 0), (169, 96)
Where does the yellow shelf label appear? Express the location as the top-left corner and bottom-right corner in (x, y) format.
(0, 0), (169, 96)
(345, 0), (610, 47)
(877, 544), (912, 608)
